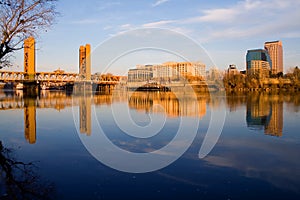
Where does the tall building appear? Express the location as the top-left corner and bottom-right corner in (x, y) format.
(24, 37), (35, 80)
(264, 41), (283, 74)
(79, 44), (91, 81)
(246, 49), (272, 78)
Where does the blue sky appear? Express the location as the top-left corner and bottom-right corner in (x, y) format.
(11, 0), (300, 74)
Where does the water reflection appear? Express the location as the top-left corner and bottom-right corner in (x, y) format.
(1, 90), (300, 144)
(246, 93), (283, 137)
(1, 90), (300, 199)
(128, 91), (207, 118)
(0, 141), (54, 199)
(24, 98), (37, 143)
(79, 94), (91, 136)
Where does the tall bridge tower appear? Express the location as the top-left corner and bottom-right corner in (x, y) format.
(24, 37), (36, 80)
(79, 44), (91, 81)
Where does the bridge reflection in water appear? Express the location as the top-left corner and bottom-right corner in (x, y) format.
(0, 90), (291, 144)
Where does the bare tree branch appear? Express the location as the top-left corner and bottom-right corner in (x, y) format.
(0, 141), (55, 199)
(0, 0), (58, 68)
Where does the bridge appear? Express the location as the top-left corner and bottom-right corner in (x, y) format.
(0, 38), (120, 90)
(0, 70), (120, 85)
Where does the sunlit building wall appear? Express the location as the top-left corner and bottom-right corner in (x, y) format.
(128, 62), (206, 82)
(128, 68), (153, 82)
(162, 61), (206, 78)
(246, 49), (272, 78)
(249, 60), (271, 79)
(264, 40), (283, 74)
(227, 64), (240, 75)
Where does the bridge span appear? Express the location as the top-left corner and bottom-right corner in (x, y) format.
(0, 70), (120, 85)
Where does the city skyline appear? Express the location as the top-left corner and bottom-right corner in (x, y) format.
(6, 0), (300, 75)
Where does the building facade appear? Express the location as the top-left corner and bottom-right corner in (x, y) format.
(128, 68), (153, 82)
(246, 49), (272, 78)
(128, 61), (206, 82)
(264, 41), (283, 74)
(227, 64), (240, 76)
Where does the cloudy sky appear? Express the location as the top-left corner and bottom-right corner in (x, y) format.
(11, 0), (300, 74)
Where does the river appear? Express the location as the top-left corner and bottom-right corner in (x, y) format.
(0, 89), (299, 199)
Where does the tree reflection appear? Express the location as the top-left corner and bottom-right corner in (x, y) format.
(0, 141), (54, 200)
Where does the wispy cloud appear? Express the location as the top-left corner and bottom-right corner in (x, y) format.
(181, 0), (295, 24)
(152, 0), (169, 7)
(71, 19), (100, 25)
(196, 0), (300, 40)
(144, 0), (300, 41)
(112, 0), (300, 43)
(120, 23), (133, 30)
(142, 20), (175, 28)
(97, 1), (121, 10)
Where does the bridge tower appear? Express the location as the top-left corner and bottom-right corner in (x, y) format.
(24, 37), (36, 80)
(23, 37), (38, 95)
(79, 44), (91, 81)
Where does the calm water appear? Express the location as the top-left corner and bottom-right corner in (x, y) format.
(0, 89), (299, 199)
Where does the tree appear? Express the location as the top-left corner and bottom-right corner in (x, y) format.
(293, 66), (300, 80)
(0, 0), (57, 68)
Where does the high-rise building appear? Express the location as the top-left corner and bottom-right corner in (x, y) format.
(79, 44), (91, 81)
(264, 40), (283, 74)
(246, 49), (272, 78)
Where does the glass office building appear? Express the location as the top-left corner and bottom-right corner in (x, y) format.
(246, 49), (272, 71)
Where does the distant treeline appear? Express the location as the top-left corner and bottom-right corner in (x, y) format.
(223, 66), (300, 91)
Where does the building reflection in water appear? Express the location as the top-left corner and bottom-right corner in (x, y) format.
(0, 90), (291, 144)
(128, 91), (207, 118)
(246, 93), (283, 137)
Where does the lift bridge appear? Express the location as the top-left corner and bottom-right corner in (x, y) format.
(0, 38), (119, 88)
(0, 70), (119, 85)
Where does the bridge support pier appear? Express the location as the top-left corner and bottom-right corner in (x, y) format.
(23, 81), (39, 97)
(97, 84), (115, 92)
(73, 81), (94, 95)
